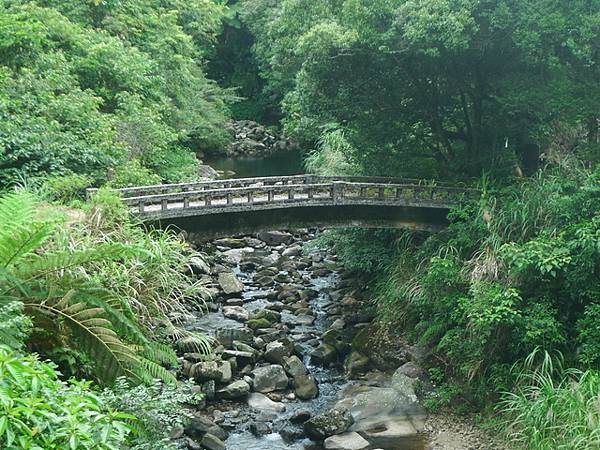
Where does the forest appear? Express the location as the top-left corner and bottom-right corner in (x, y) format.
(0, 1), (598, 449)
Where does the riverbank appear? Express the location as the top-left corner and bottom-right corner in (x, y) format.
(169, 229), (505, 450)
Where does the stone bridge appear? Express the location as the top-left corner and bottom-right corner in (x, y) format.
(88, 175), (478, 239)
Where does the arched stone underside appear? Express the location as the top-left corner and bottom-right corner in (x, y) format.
(146, 204), (450, 241)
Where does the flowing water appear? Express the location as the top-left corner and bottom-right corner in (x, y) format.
(187, 234), (430, 450)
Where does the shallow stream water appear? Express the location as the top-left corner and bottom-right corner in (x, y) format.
(186, 234), (431, 450)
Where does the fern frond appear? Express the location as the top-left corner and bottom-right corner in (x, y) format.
(24, 295), (137, 384)
(134, 357), (177, 385)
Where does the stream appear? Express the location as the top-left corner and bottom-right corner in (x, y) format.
(181, 230), (430, 450)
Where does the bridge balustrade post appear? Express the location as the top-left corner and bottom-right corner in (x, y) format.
(183, 196), (190, 208)
(227, 193), (232, 205)
(308, 187), (313, 199)
(161, 199), (168, 211)
(288, 189), (294, 200)
(248, 191), (254, 204)
(395, 187), (403, 199)
(267, 190), (274, 202)
(331, 182), (345, 205)
(205, 195), (212, 206)
(360, 187), (366, 198)
(138, 200), (145, 214)
(378, 186), (385, 199)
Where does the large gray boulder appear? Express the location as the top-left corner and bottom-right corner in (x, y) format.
(218, 272), (244, 295)
(251, 364), (289, 393)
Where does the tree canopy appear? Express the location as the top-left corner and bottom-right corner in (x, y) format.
(239, 0), (599, 177)
(0, 0), (233, 187)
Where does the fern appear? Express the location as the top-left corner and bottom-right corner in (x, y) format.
(0, 191), (180, 385)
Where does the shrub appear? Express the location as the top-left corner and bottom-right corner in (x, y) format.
(500, 350), (600, 450)
(0, 345), (132, 449)
(103, 378), (204, 450)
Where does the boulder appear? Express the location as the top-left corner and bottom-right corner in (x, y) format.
(221, 350), (256, 367)
(353, 416), (423, 449)
(293, 373), (318, 400)
(395, 361), (425, 379)
(216, 327), (253, 346)
(251, 364), (289, 393)
(189, 256), (211, 275)
(304, 408), (354, 441)
(258, 230), (293, 245)
(324, 432), (370, 450)
(247, 392), (286, 413)
(191, 361), (222, 382)
(213, 238), (247, 249)
(344, 352), (370, 377)
(218, 272), (244, 295)
(247, 318), (272, 330)
(264, 340), (291, 365)
(216, 380), (250, 399)
(310, 343), (338, 366)
(200, 433), (226, 450)
(222, 306), (249, 322)
(282, 355), (308, 378)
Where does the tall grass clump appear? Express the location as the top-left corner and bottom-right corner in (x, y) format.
(500, 350), (600, 450)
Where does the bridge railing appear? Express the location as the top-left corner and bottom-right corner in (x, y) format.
(119, 180), (479, 218)
(86, 175), (469, 200)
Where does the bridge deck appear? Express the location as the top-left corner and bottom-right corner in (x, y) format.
(88, 175), (477, 223)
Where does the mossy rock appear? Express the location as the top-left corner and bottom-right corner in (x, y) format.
(247, 318), (272, 330)
(254, 309), (280, 323)
(351, 328), (370, 354)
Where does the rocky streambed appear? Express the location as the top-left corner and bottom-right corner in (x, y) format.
(172, 229), (501, 450)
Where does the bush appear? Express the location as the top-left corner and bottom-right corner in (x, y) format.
(0, 345), (132, 449)
(103, 378), (204, 450)
(500, 350), (600, 450)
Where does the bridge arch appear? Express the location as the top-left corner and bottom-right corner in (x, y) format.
(88, 175), (477, 240)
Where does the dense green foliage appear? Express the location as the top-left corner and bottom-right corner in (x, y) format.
(0, 190), (207, 385)
(0, 345), (132, 449)
(320, 165), (599, 421)
(0, 0), (233, 187)
(238, 0), (599, 177)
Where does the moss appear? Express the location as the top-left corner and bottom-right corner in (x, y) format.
(247, 318), (272, 330)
